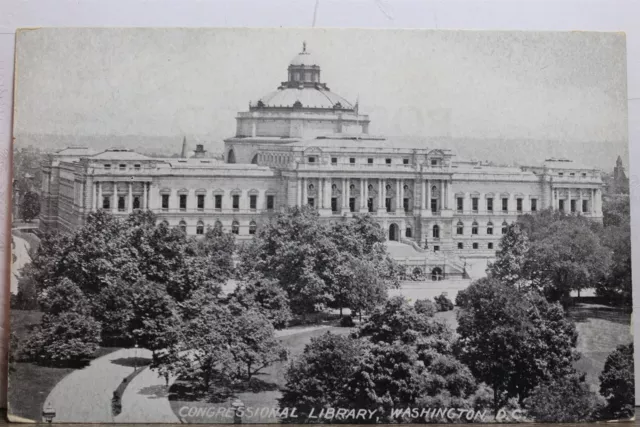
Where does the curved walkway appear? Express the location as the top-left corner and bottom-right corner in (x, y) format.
(11, 234), (31, 294)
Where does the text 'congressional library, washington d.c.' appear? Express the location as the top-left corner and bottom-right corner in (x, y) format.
(39, 44), (604, 280)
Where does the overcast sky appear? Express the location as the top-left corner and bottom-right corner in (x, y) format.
(13, 28), (628, 163)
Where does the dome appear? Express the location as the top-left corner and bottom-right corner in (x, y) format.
(289, 42), (319, 67)
(256, 87), (353, 109)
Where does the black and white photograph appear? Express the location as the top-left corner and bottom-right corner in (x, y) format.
(8, 28), (633, 423)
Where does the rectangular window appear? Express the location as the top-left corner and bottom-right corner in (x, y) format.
(582, 173), (587, 177)
(570, 172), (575, 176)
(104, 164), (111, 170)
(118, 196), (126, 212)
(331, 197), (338, 212)
(559, 200), (565, 212)
(368, 198), (374, 213)
(133, 196), (140, 210)
(307, 197), (315, 207)
(457, 197), (463, 212)
(473, 242), (479, 249)
(349, 157), (356, 164)
(488, 242), (494, 249)
(517, 198), (523, 212)
(134, 164), (141, 171)
(119, 164), (126, 171)
(433, 245), (440, 252)
(472, 197), (479, 212)
(308, 157), (316, 163)
(431, 199), (438, 213)
(331, 157), (337, 164)
(197, 194), (205, 210)
(385, 158), (392, 164)
(570, 199), (576, 212)
(349, 197), (356, 212)
(179, 194), (187, 211)
(162, 194), (169, 210)
(582, 199), (588, 213)
(215, 194), (222, 210)
(267, 195), (275, 210)
(232, 195), (240, 210)
(403, 198), (410, 212)
(457, 242), (463, 249)
(558, 172), (564, 176)
(431, 159), (438, 166)
(531, 198), (537, 212)
(472, 225), (478, 235)
(249, 195), (257, 210)
(103, 196), (111, 209)
(487, 198), (494, 212)
(502, 198), (508, 212)
(367, 158), (374, 164)
(403, 158), (409, 165)
(385, 198), (392, 213)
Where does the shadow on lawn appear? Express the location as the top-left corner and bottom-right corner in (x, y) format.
(568, 304), (631, 326)
(110, 357), (152, 368)
(169, 376), (279, 404)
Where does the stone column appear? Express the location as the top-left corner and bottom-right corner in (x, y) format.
(426, 180), (432, 212)
(440, 180), (445, 211)
(97, 182), (102, 211)
(128, 182), (133, 213)
(421, 179), (426, 211)
(302, 178), (308, 205)
(325, 178), (332, 209)
(143, 182), (148, 210)
(112, 182), (118, 213)
(92, 182), (97, 211)
(595, 189), (601, 216)
(396, 179), (402, 211)
(578, 189), (582, 214)
(297, 178), (302, 207)
(378, 179), (385, 210)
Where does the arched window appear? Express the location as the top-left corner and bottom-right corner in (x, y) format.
(232, 221), (240, 235)
(196, 221), (204, 235)
(487, 221), (494, 235)
(179, 220), (187, 233)
(472, 221), (479, 235)
(432, 224), (440, 239)
(501, 221), (508, 235)
(456, 221), (464, 235)
(249, 221), (257, 235)
(215, 220), (223, 230)
(227, 149), (236, 164)
(431, 267), (443, 281)
(251, 154), (258, 164)
(405, 227), (412, 238)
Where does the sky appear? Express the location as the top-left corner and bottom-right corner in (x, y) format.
(13, 28), (629, 166)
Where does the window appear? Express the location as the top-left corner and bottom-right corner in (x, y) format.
(431, 199), (438, 213)
(403, 198), (410, 212)
(431, 159), (439, 166)
(570, 172), (575, 177)
(134, 164), (141, 171)
(308, 198), (315, 207)
(385, 158), (392, 165)
(385, 198), (392, 213)
(215, 194), (222, 210)
(102, 196), (111, 209)
(197, 194), (205, 210)
(349, 157), (356, 164)
(569, 199), (577, 212)
(502, 198), (508, 212)
(472, 242), (479, 249)
(558, 200), (565, 212)
(267, 195), (275, 210)
(456, 221), (464, 235)
(457, 242), (464, 249)
(308, 157), (316, 163)
(472, 221), (479, 235)
(196, 221), (204, 235)
(487, 198), (494, 212)
(232, 195), (240, 210)
(405, 227), (412, 238)
(403, 158), (409, 165)
(368, 198), (374, 212)
(432, 225), (440, 239)
(231, 221), (239, 235)
(249, 221), (257, 235)
(133, 196), (140, 210)
(331, 197), (338, 213)
(488, 242), (494, 250)
(558, 172), (564, 176)
(349, 197), (356, 212)
(582, 173), (587, 177)
(472, 197), (479, 212)
(119, 164), (126, 171)
(517, 198), (523, 213)
(162, 194), (169, 210)
(331, 157), (337, 164)
(582, 199), (588, 213)
(118, 196), (126, 212)
(487, 222), (493, 235)
(179, 221), (187, 233)
(457, 197), (463, 212)
(367, 158), (374, 164)
(502, 222), (508, 234)
(433, 245), (440, 252)
(531, 198), (537, 212)
(179, 194), (187, 211)
(249, 195), (257, 210)
(104, 164), (111, 170)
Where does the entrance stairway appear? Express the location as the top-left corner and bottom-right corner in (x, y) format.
(386, 240), (467, 279)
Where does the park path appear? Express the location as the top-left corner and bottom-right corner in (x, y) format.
(43, 348), (143, 422)
(11, 234), (30, 294)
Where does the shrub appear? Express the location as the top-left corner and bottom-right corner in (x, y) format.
(524, 374), (602, 422)
(339, 315), (355, 327)
(434, 293), (454, 312)
(599, 343), (634, 419)
(414, 299), (437, 317)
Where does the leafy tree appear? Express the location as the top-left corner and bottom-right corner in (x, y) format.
(228, 277), (292, 329)
(602, 195), (630, 228)
(434, 293), (454, 312)
(524, 374), (602, 422)
(19, 191), (40, 222)
(488, 223), (529, 288)
(597, 205), (632, 306)
(13, 264), (39, 310)
(414, 299), (437, 317)
(599, 343), (634, 419)
(456, 278), (580, 413)
(337, 257), (388, 321)
(39, 277), (91, 316)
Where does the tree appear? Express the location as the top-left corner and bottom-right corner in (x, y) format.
(414, 299), (437, 317)
(488, 223), (529, 288)
(228, 277), (292, 329)
(599, 343), (634, 419)
(456, 278), (581, 413)
(524, 374), (602, 422)
(337, 257), (388, 320)
(19, 191), (40, 222)
(597, 212), (632, 306)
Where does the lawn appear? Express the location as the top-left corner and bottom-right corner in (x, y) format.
(8, 310), (120, 422)
(169, 325), (352, 424)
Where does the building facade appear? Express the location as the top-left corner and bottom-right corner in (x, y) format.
(39, 44), (604, 278)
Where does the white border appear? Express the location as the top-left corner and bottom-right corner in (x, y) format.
(1, 0), (638, 409)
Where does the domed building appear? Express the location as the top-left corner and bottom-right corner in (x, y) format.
(225, 43), (369, 164)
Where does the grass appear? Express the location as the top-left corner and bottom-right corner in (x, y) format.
(169, 326), (352, 423)
(8, 310), (120, 422)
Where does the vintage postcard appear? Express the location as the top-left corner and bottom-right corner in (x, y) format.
(9, 28), (632, 423)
